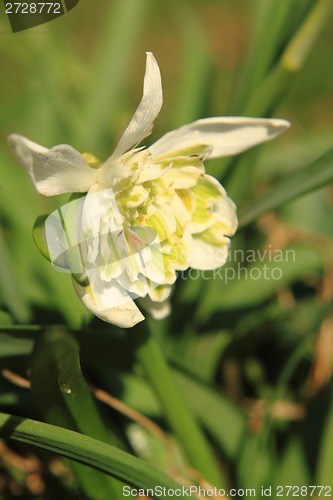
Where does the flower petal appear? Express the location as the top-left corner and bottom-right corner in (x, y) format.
(8, 134), (97, 196)
(189, 175), (238, 236)
(110, 52), (163, 159)
(73, 276), (144, 328)
(149, 117), (290, 160)
(187, 234), (231, 270)
(146, 204), (177, 241)
(138, 295), (171, 320)
(80, 187), (124, 264)
(163, 166), (204, 189)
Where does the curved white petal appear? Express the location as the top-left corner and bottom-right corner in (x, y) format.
(190, 175), (238, 236)
(162, 166), (204, 189)
(8, 134), (97, 196)
(80, 186), (124, 265)
(110, 52), (163, 160)
(73, 277), (144, 328)
(188, 234), (231, 270)
(149, 117), (290, 160)
(138, 295), (171, 320)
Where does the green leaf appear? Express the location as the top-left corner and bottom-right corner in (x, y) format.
(32, 215), (51, 262)
(224, 0), (332, 201)
(237, 433), (276, 491)
(31, 328), (108, 440)
(239, 148), (333, 227)
(0, 310), (13, 325)
(130, 325), (225, 487)
(30, 327), (124, 499)
(195, 245), (322, 321)
(316, 394), (333, 485)
(276, 437), (309, 487)
(0, 331), (34, 358)
(230, 0), (295, 114)
(76, 0), (149, 154)
(175, 371), (246, 461)
(0, 224), (30, 323)
(172, 330), (232, 382)
(109, 369), (245, 462)
(0, 412), (185, 499)
(281, 0), (333, 73)
(171, 2), (212, 127)
(242, 0), (333, 117)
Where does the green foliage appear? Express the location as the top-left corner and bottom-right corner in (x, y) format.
(0, 412), (185, 498)
(1, 0), (333, 497)
(30, 327), (124, 499)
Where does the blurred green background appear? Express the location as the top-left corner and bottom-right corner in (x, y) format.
(0, 0), (333, 498)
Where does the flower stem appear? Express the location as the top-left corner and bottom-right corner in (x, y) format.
(130, 324), (224, 487)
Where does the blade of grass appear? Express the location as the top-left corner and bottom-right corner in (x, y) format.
(239, 147), (333, 227)
(0, 225), (30, 323)
(30, 327), (124, 500)
(129, 324), (225, 487)
(276, 437), (310, 487)
(243, 0), (333, 117)
(171, 2), (212, 127)
(174, 370), (245, 462)
(0, 412), (185, 498)
(192, 244), (322, 323)
(224, 0), (332, 202)
(75, 0), (149, 154)
(230, 0), (294, 114)
(238, 336), (311, 490)
(0, 332), (34, 357)
(104, 368), (246, 463)
(316, 393), (333, 485)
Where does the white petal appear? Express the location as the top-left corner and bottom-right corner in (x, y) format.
(110, 52), (163, 159)
(88, 269), (130, 309)
(188, 234), (231, 270)
(139, 244), (167, 284)
(8, 134), (97, 196)
(116, 272), (150, 298)
(189, 175), (238, 236)
(146, 204), (177, 241)
(138, 295), (171, 320)
(162, 166), (204, 189)
(170, 194), (192, 227)
(135, 161), (171, 184)
(149, 117), (290, 160)
(80, 187), (123, 264)
(73, 277), (144, 328)
(148, 284), (173, 302)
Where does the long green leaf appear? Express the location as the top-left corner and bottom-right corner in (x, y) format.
(174, 371), (245, 461)
(171, 2), (212, 127)
(316, 394), (333, 485)
(31, 328), (113, 442)
(242, 0), (333, 117)
(30, 327), (124, 499)
(130, 325), (225, 487)
(192, 245), (321, 322)
(224, 0), (332, 202)
(230, 0), (294, 114)
(0, 413), (185, 499)
(276, 437), (309, 486)
(0, 225), (30, 323)
(239, 148), (333, 227)
(76, 0), (148, 154)
(0, 332), (34, 357)
(99, 367), (245, 463)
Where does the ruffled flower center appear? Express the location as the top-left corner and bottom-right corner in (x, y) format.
(79, 145), (237, 308)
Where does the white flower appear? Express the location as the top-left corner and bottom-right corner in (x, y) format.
(8, 52), (290, 328)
